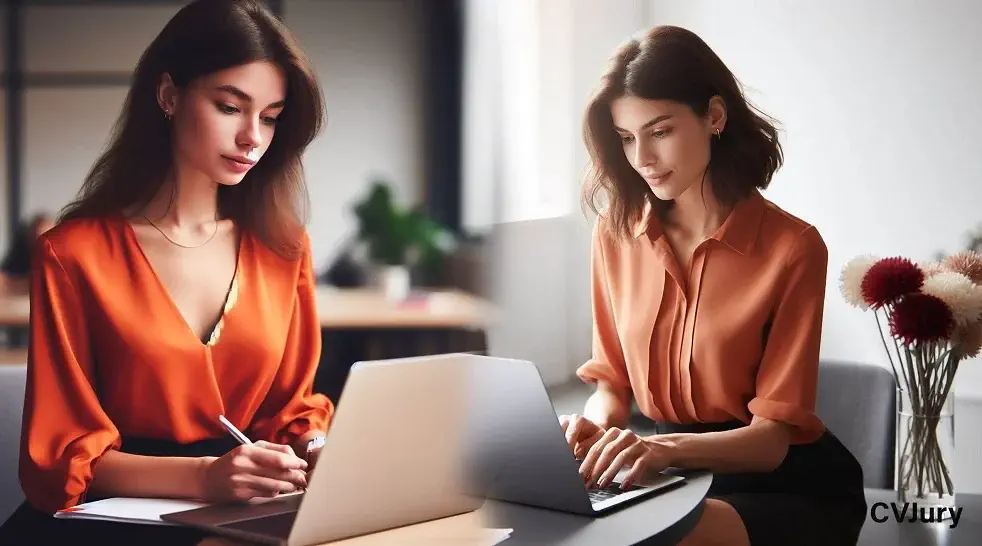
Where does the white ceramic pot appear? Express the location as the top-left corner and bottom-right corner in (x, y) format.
(379, 265), (410, 302)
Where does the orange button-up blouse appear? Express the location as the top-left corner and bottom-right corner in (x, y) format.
(576, 191), (829, 445)
(20, 216), (334, 513)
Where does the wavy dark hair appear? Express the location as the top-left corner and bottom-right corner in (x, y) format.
(581, 25), (783, 238)
(59, 0), (324, 260)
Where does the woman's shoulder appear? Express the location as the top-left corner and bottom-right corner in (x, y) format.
(757, 196), (827, 257)
(36, 215), (124, 266)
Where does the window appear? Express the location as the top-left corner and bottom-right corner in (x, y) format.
(462, 0), (575, 228)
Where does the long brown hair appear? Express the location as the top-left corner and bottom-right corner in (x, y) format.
(581, 25), (782, 239)
(59, 0), (324, 260)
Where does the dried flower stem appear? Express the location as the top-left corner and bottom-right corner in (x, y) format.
(872, 308), (957, 501)
(896, 342), (956, 500)
(874, 307), (904, 388)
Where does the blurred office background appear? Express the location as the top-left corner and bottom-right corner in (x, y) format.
(472, 0), (982, 495)
(1, 0), (981, 520)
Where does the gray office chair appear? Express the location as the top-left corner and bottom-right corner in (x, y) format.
(0, 364), (27, 523)
(816, 359), (897, 489)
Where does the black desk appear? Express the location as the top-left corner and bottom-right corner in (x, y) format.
(859, 489), (982, 545)
(479, 471), (712, 545)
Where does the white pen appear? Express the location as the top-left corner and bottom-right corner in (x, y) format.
(219, 414), (253, 445)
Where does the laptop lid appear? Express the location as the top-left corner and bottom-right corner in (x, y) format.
(286, 353), (487, 545)
(165, 353), (486, 546)
(463, 356), (683, 516)
(463, 356), (599, 514)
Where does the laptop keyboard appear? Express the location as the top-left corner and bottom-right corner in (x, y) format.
(587, 483), (641, 503)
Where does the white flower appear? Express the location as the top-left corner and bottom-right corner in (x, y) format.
(839, 254), (878, 310)
(919, 260), (946, 278)
(922, 271), (982, 326)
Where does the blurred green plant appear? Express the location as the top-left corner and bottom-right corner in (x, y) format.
(353, 179), (456, 273)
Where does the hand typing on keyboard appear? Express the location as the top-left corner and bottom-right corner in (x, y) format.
(559, 413), (606, 460)
(577, 427), (672, 491)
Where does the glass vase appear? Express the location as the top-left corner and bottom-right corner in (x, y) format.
(896, 386), (956, 511)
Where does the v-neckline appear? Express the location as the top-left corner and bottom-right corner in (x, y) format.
(119, 215), (244, 349)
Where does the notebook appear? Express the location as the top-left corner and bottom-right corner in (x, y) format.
(54, 497), (210, 526)
(53, 492), (303, 526)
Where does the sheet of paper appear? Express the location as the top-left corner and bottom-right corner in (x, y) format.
(54, 497), (210, 526)
(488, 528), (513, 545)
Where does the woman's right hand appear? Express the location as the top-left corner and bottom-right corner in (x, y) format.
(200, 441), (309, 502)
(559, 414), (606, 460)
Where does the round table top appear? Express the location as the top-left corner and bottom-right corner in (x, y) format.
(478, 470), (713, 546)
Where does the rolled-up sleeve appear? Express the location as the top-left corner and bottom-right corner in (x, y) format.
(576, 219), (631, 390)
(20, 239), (122, 514)
(249, 236), (334, 446)
(747, 226), (828, 444)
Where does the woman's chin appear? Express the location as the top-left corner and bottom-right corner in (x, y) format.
(215, 175), (246, 187)
(648, 185), (679, 202)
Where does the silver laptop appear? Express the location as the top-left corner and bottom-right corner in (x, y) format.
(464, 355), (685, 515)
(162, 353), (486, 546)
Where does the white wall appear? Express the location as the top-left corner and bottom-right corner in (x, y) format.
(8, 0), (424, 271)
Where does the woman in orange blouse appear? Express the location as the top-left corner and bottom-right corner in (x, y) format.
(561, 26), (866, 546)
(0, 1), (332, 544)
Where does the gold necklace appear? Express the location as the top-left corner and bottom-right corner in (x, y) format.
(143, 214), (220, 249)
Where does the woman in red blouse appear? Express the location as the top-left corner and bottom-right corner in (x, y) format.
(561, 26), (867, 546)
(0, 1), (332, 543)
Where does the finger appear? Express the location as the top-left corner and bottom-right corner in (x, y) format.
(237, 454), (309, 488)
(255, 440), (297, 457)
(598, 443), (644, 488)
(237, 473), (300, 496)
(229, 485), (267, 503)
(559, 414), (570, 432)
(579, 427), (620, 482)
(565, 415), (583, 450)
(621, 454), (650, 489)
(586, 433), (635, 488)
(574, 430), (604, 460)
(247, 445), (307, 470)
(589, 430), (638, 486)
(250, 465), (309, 489)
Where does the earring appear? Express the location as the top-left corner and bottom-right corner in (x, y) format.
(163, 109), (172, 121)
(715, 128), (722, 138)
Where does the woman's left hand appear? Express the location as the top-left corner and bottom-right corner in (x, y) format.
(578, 427), (671, 489)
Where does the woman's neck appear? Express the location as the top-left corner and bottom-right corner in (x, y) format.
(143, 166), (220, 228)
(665, 177), (731, 240)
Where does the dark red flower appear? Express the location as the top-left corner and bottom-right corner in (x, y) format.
(888, 293), (955, 345)
(861, 257), (924, 308)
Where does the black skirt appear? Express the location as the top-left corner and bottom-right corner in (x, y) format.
(652, 420), (868, 546)
(0, 436), (239, 546)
